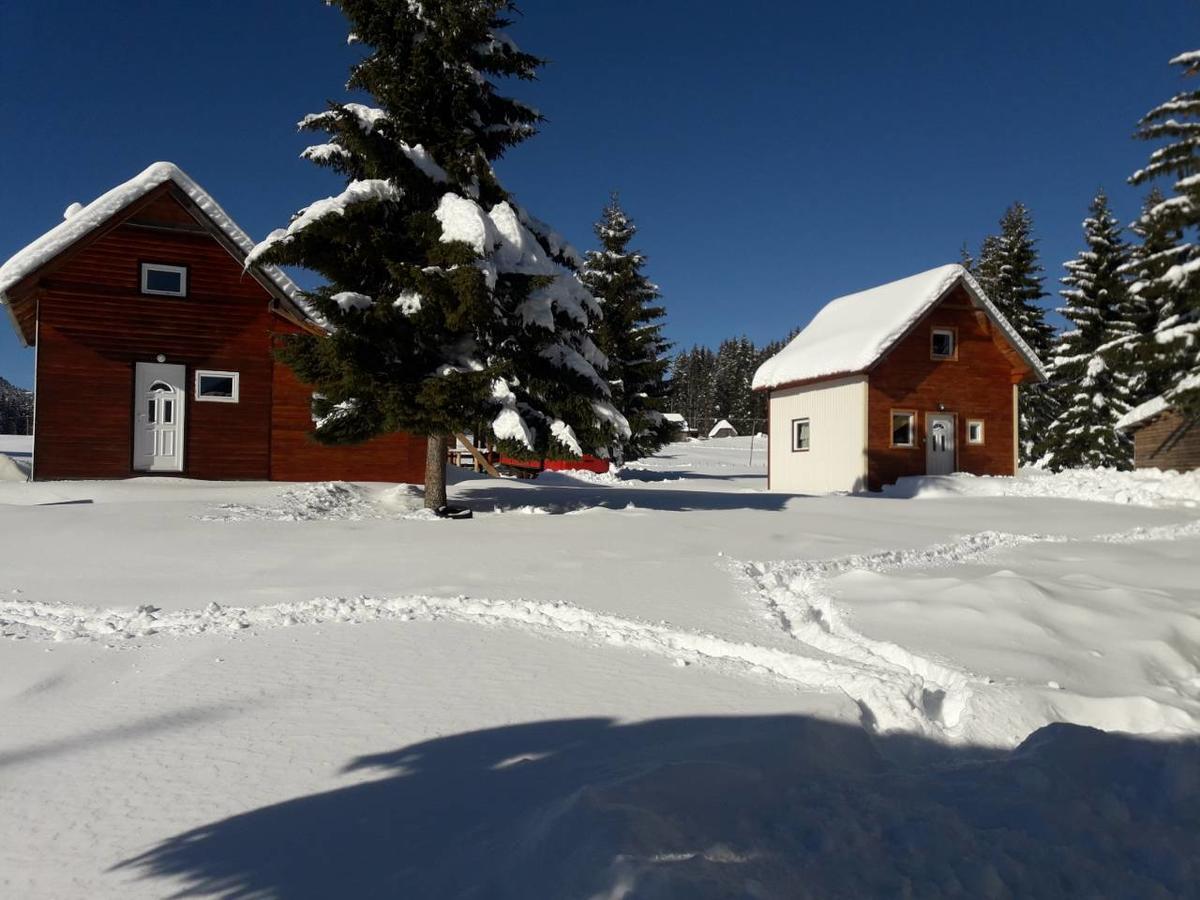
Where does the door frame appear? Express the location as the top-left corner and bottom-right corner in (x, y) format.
(133, 361), (187, 474)
(924, 411), (957, 475)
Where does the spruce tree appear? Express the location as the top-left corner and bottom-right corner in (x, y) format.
(580, 196), (672, 461)
(1128, 49), (1200, 416)
(247, 0), (628, 508)
(972, 203), (1056, 463)
(1040, 191), (1135, 470)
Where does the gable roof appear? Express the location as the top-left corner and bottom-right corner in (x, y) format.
(752, 263), (1047, 391)
(0, 162), (317, 344)
(1115, 372), (1200, 431)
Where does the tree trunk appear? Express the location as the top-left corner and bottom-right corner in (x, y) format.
(425, 434), (448, 509)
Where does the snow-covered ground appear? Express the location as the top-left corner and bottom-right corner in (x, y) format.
(1, 435), (1198, 897)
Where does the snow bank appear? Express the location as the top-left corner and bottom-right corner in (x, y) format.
(752, 264), (1045, 390)
(200, 482), (434, 522)
(0, 454), (27, 482)
(883, 466), (1200, 508)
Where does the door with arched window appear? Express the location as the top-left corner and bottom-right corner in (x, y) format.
(134, 363), (185, 472)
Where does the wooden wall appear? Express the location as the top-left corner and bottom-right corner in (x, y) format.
(866, 284), (1022, 490)
(29, 189), (426, 483)
(1132, 410), (1199, 472)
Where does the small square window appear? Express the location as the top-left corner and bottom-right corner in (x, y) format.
(141, 263), (188, 297)
(792, 418), (810, 452)
(891, 411), (915, 447)
(195, 370), (239, 403)
(931, 328), (956, 360)
(967, 419), (984, 444)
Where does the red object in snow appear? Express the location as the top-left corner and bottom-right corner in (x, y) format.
(499, 454), (610, 475)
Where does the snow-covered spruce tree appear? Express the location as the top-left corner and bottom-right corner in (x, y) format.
(580, 196), (672, 461)
(1119, 188), (1188, 403)
(972, 203), (1057, 463)
(247, 0), (628, 509)
(1128, 49), (1200, 417)
(1039, 191), (1135, 470)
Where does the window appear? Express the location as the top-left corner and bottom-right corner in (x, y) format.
(931, 327), (956, 360)
(792, 418), (810, 452)
(141, 263), (188, 297)
(891, 410), (916, 447)
(967, 419), (984, 444)
(195, 370), (239, 403)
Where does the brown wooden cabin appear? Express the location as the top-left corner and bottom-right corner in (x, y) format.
(0, 162), (426, 483)
(753, 264), (1047, 493)
(1116, 397), (1200, 473)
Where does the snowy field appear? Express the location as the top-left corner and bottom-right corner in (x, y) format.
(1, 434), (1199, 897)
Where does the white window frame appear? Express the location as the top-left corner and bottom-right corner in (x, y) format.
(967, 419), (985, 445)
(194, 370), (240, 403)
(791, 417), (810, 452)
(890, 410), (916, 448)
(930, 327), (957, 360)
(141, 263), (189, 297)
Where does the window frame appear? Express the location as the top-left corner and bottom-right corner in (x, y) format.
(967, 418), (985, 445)
(140, 262), (189, 297)
(791, 417), (811, 452)
(930, 326), (958, 361)
(890, 409), (917, 448)
(194, 370), (240, 404)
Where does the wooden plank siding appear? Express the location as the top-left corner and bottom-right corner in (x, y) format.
(1131, 410), (1200, 472)
(865, 284), (1022, 490)
(27, 192), (425, 483)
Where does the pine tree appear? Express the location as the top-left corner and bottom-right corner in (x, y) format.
(1040, 191), (1135, 470)
(1118, 188), (1186, 403)
(1128, 49), (1200, 416)
(972, 203), (1056, 463)
(580, 196), (672, 461)
(247, 0), (628, 508)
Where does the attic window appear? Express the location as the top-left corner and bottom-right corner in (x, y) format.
(931, 328), (956, 360)
(141, 263), (188, 297)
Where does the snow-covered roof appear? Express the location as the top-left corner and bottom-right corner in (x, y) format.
(1115, 372), (1200, 431)
(709, 418), (737, 437)
(0, 162), (314, 341)
(752, 264), (1046, 391)
(663, 412), (686, 423)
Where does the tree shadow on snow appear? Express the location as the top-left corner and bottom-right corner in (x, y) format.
(115, 715), (1199, 899)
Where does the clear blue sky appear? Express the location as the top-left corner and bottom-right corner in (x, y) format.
(0, 0), (1195, 388)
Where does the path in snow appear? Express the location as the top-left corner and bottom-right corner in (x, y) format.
(3, 517), (1198, 744)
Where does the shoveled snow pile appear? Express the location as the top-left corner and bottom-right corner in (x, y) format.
(201, 482), (432, 522)
(884, 466), (1200, 508)
(0, 454), (27, 482)
(752, 263), (1045, 390)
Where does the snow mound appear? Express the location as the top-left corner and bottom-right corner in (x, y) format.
(0, 454), (28, 482)
(883, 467), (1200, 508)
(200, 482), (435, 522)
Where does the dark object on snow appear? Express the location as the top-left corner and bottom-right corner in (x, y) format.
(434, 505), (472, 520)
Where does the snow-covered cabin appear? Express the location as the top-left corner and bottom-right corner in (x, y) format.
(753, 264), (1046, 493)
(0, 162), (426, 482)
(662, 412), (694, 439)
(708, 419), (738, 439)
(1115, 375), (1200, 472)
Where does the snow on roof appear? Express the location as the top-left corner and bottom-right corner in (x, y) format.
(663, 412), (686, 423)
(0, 162), (314, 333)
(1115, 372), (1200, 431)
(709, 418), (737, 437)
(752, 264), (1046, 391)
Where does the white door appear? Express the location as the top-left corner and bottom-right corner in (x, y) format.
(926, 413), (955, 475)
(134, 363), (186, 472)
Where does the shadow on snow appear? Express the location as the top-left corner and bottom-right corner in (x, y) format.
(115, 714), (1199, 899)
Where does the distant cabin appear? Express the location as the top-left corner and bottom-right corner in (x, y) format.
(0, 162), (426, 482)
(708, 419), (738, 439)
(662, 412), (695, 439)
(753, 264), (1046, 493)
(1115, 380), (1200, 472)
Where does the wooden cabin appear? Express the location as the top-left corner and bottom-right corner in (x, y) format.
(753, 264), (1046, 493)
(1115, 379), (1200, 472)
(0, 162), (426, 483)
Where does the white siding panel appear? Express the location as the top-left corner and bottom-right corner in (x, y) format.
(768, 376), (868, 493)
